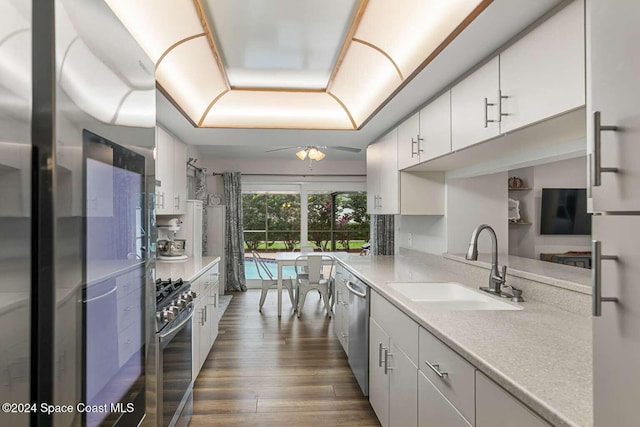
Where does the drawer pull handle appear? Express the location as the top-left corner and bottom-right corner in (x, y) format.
(425, 360), (448, 378)
(341, 332), (348, 338)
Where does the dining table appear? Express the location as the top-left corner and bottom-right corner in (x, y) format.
(274, 251), (350, 317)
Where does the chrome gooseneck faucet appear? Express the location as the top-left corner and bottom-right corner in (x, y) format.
(465, 224), (507, 295)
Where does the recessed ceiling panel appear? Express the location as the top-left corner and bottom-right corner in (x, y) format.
(201, 91), (354, 129)
(202, 0), (359, 89)
(105, 0), (204, 64)
(355, 0), (485, 78)
(329, 42), (402, 126)
(155, 37), (227, 124)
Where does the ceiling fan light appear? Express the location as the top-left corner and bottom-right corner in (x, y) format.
(308, 147), (319, 160)
(296, 149), (308, 160)
(315, 150), (326, 161)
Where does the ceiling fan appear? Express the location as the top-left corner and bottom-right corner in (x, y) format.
(265, 145), (362, 162)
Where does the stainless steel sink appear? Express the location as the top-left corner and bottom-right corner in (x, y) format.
(386, 282), (523, 311)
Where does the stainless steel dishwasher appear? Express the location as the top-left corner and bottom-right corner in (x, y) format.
(346, 276), (370, 396)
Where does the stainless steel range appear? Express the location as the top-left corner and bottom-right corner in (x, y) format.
(155, 278), (196, 427)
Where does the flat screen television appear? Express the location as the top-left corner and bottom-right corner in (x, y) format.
(540, 188), (591, 235)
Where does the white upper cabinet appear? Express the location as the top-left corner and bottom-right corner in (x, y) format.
(173, 140), (187, 213)
(451, 56), (501, 151)
(366, 142), (380, 214)
(419, 90), (451, 162)
(449, 0), (585, 154)
(156, 126), (187, 215)
(367, 129), (399, 215)
(398, 91), (452, 170)
(587, 0), (640, 212)
(500, 0), (585, 134)
(397, 112), (421, 170)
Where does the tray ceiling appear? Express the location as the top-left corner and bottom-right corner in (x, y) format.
(106, 0), (491, 129)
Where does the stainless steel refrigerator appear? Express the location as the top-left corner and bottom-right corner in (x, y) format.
(0, 0), (156, 426)
(587, 0), (640, 426)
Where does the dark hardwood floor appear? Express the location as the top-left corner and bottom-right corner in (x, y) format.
(190, 289), (380, 426)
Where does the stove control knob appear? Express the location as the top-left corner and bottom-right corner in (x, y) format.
(161, 309), (176, 323)
(181, 292), (193, 303)
(188, 291), (197, 300)
(175, 298), (188, 309)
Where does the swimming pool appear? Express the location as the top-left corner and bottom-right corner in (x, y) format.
(244, 257), (297, 280)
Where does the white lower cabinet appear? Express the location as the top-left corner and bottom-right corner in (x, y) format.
(476, 372), (549, 427)
(370, 291), (418, 427)
(367, 290), (551, 427)
(369, 317), (390, 426)
(419, 371), (471, 427)
(333, 267), (349, 355)
(388, 340), (418, 427)
(419, 327), (475, 425)
(192, 261), (220, 378)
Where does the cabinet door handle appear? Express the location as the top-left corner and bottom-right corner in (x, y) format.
(378, 343), (387, 367)
(484, 97), (496, 128)
(175, 195), (180, 209)
(592, 240), (618, 317)
(424, 360), (448, 378)
(411, 135), (424, 157)
(592, 111), (619, 187)
(341, 332), (348, 338)
(157, 192), (165, 209)
(384, 349), (392, 374)
(497, 90), (508, 122)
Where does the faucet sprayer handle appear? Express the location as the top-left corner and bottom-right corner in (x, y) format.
(501, 283), (524, 302)
(500, 265), (507, 280)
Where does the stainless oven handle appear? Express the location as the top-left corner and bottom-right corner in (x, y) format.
(346, 281), (367, 298)
(159, 304), (195, 342)
(82, 285), (117, 303)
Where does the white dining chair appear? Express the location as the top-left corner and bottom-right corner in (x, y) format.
(252, 251), (295, 312)
(295, 255), (335, 318)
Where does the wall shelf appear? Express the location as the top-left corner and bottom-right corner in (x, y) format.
(508, 187), (531, 191)
(509, 221), (532, 225)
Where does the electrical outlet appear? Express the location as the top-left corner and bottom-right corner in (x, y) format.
(408, 233), (413, 247)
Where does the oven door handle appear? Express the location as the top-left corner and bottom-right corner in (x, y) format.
(159, 304), (195, 342)
(82, 285), (118, 303)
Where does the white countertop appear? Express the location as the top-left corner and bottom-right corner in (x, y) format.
(444, 252), (591, 294)
(156, 256), (220, 282)
(339, 253), (591, 427)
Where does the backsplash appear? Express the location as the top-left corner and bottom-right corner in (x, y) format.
(399, 248), (591, 317)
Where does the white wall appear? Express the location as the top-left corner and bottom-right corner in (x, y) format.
(395, 172), (508, 256)
(395, 215), (447, 255)
(446, 172), (509, 255)
(200, 158), (366, 195)
(532, 157), (590, 257)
